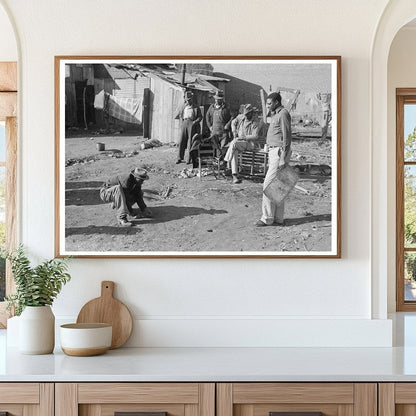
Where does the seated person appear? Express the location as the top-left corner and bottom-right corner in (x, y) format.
(224, 104), (260, 184)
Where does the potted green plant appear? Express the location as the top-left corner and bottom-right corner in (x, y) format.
(4, 246), (71, 354)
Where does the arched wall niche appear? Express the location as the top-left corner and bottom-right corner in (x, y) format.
(371, 0), (416, 318)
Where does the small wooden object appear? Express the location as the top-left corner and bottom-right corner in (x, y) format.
(263, 165), (299, 205)
(76, 281), (133, 349)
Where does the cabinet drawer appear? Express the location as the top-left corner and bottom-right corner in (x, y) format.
(56, 383), (215, 416)
(217, 383), (376, 416)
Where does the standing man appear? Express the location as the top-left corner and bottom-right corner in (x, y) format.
(256, 92), (292, 227)
(174, 90), (202, 165)
(100, 168), (152, 227)
(206, 90), (231, 157)
(319, 92), (331, 141)
(224, 104), (260, 184)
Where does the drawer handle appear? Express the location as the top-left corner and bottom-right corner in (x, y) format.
(270, 413), (323, 416)
(115, 412), (168, 416)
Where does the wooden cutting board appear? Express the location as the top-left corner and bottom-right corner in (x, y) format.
(76, 281), (133, 349)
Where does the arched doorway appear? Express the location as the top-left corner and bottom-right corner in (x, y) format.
(371, 1), (416, 318)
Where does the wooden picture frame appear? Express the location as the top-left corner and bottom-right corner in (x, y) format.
(55, 56), (341, 258)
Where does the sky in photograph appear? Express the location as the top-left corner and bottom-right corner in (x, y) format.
(212, 63), (332, 93)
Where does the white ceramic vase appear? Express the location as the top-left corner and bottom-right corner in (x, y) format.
(19, 306), (55, 354)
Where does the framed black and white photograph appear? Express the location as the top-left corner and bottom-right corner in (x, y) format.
(55, 56), (341, 258)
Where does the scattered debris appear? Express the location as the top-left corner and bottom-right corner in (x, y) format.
(179, 168), (197, 178)
(293, 163), (331, 176)
(161, 186), (172, 198)
(66, 156), (99, 167)
(294, 184), (310, 195)
(196, 168), (215, 178)
(140, 138), (163, 150)
(92, 128), (124, 135)
(111, 150), (139, 158)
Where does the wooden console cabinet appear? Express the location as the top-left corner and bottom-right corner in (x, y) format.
(5, 381), (416, 416)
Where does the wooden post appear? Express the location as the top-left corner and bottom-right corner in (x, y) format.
(181, 64), (186, 86)
(260, 89), (267, 123)
(143, 88), (150, 139)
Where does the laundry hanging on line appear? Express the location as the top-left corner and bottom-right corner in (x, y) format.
(94, 90), (143, 124)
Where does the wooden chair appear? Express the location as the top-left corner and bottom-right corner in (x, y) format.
(238, 149), (268, 178)
(197, 142), (222, 180)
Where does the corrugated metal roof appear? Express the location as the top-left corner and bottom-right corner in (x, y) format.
(101, 64), (228, 93)
(104, 64), (141, 80)
(198, 74), (230, 82)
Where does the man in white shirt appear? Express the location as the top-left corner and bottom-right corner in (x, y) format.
(174, 90), (202, 165)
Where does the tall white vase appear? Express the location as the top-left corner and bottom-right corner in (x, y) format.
(19, 306), (55, 354)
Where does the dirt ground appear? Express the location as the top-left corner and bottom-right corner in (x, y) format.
(64, 132), (333, 254)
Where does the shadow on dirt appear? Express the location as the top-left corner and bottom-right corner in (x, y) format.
(133, 205), (228, 224)
(66, 225), (142, 237)
(65, 181), (103, 190)
(66, 188), (103, 206)
(66, 182), (158, 206)
(284, 213), (331, 226)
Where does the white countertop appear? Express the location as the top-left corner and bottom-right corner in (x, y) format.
(3, 346), (416, 382)
(3, 313), (416, 382)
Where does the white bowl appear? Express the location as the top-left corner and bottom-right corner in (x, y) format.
(60, 323), (112, 356)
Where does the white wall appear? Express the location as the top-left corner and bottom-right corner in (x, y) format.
(0, 0), (394, 347)
(387, 26), (416, 312)
(0, 3), (16, 61)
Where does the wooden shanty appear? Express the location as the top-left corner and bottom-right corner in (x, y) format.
(64, 63), (229, 143)
(144, 69), (229, 143)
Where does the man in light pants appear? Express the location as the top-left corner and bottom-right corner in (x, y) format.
(256, 92), (292, 227)
(224, 104), (260, 184)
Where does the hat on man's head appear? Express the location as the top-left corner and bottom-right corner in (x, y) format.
(132, 168), (149, 181)
(213, 90), (225, 99)
(243, 104), (255, 115)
